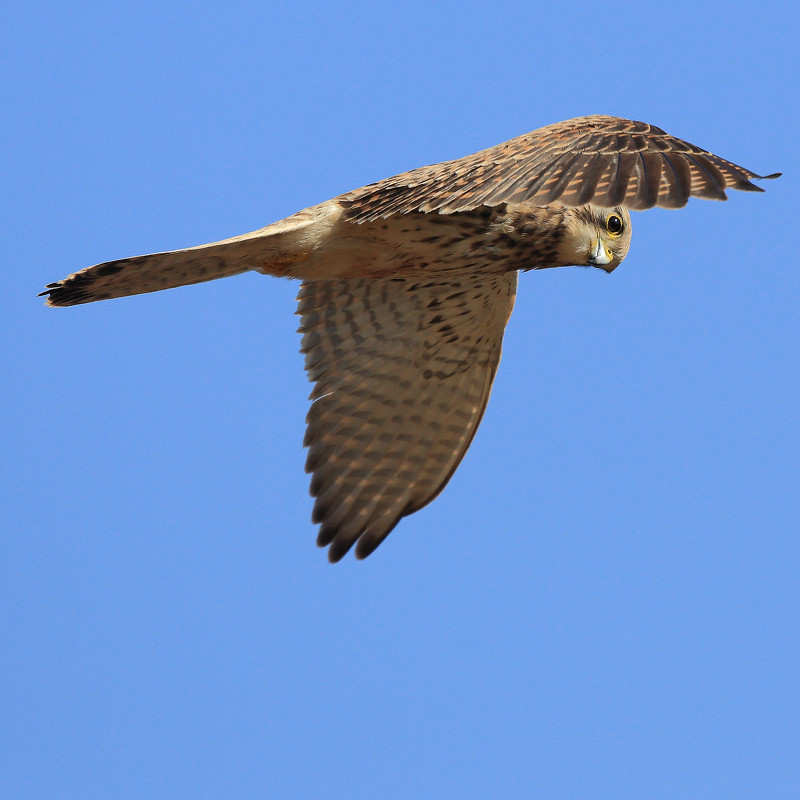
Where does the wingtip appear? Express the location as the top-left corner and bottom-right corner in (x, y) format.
(326, 538), (352, 563)
(354, 539), (377, 560)
(735, 171), (781, 194)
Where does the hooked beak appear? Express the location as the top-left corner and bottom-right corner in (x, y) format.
(588, 238), (613, 268)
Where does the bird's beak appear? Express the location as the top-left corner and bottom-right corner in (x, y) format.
(588, 238), (613, 267)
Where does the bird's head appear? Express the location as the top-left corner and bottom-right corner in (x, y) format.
(557, 205), (632, 272)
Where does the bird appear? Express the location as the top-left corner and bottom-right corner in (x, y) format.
(41, 115), (780, 561)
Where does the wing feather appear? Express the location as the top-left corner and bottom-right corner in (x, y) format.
(341, 115), (779, 221)
(297, 273), (517, 561)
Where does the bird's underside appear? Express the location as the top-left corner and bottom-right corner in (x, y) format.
(41, 115), (779, 560)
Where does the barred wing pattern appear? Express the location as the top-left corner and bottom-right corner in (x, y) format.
(298, 273), (517, 561)
(343, 115), (780, 221)
(39, 114), (780, 560)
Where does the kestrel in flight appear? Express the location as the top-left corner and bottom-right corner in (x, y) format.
(41, 115), (779, 561)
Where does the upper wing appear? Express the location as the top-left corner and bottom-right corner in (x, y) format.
(341, 115), (781, 221)
(297, 272), (517, 561)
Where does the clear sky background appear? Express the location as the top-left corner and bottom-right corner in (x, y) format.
(3, 2), (799, 798)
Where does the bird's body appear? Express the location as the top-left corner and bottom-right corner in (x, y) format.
(42, 115), (779, 560)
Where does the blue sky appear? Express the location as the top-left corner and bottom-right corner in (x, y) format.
(3, 1), (799, 797)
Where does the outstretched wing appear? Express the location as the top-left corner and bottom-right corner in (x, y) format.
(342, 115), (781, 221)
(297, 272), (517, 561)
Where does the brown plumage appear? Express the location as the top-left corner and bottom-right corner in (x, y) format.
(41, 115), (779, 560)
(341, 115), (778, 220)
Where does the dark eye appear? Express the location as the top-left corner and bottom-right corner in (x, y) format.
(606, 214), (624, 235)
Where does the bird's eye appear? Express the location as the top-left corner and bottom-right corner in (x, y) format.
(606, 214), (624, 236)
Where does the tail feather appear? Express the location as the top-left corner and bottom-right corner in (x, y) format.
(41, 202), (337, 307)
(41, 237), (264, 307)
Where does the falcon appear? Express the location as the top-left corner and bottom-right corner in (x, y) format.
(41, 115), (780, 561)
